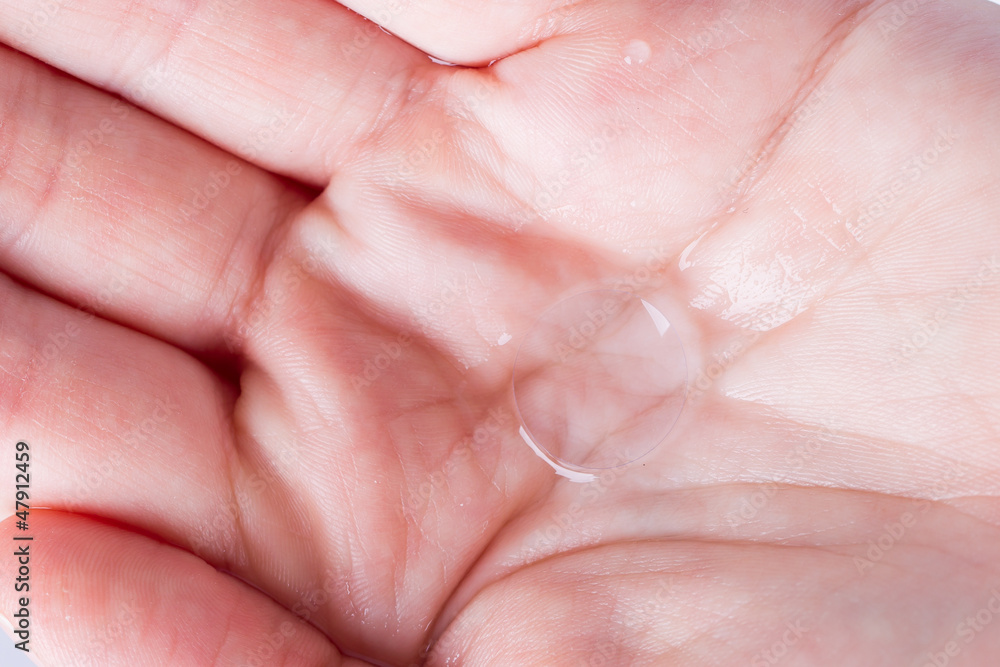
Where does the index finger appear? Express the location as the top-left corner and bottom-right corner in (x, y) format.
(0, 0), (431, 186)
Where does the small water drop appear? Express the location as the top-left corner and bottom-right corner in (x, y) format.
(512, 290), (687, 474)
(622, 39), (652, 67)
(678, 231), (708, 272)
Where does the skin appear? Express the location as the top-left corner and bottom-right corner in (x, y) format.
(1, 0), (999, 664)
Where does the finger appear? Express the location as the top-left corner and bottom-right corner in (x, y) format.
(337, 0), (577, 65)
(0, 45), (306, 353)
(0, 270), (361, 657)
(0, 272), (245, 569)
(0, 0), (429, 186)
(0, 263), (524, 666)
(0, 512), (360, 667)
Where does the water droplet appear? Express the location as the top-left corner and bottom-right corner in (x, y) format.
(622, 39), (652, 67)
(512, 290), (687, 473)
(678, 231), (708, 272)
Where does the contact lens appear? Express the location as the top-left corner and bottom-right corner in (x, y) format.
(512, 290), (687, 477)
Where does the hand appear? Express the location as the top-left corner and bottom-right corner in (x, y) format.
(2, 0), (1000, 665)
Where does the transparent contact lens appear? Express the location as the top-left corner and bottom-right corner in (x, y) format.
(513, 290), (687, 478)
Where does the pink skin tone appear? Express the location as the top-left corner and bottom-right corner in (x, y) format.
(1, 0), (1000, 665)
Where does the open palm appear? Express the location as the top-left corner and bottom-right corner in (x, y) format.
(2, 0), (1000, 665)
